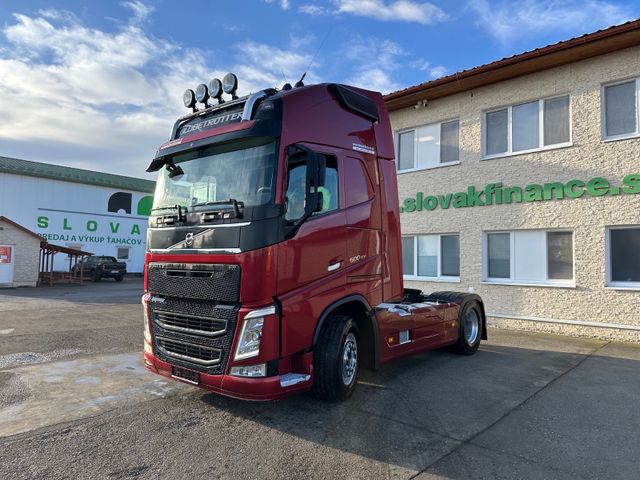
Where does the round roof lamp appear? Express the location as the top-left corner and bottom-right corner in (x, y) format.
(222, 73), (239, 99)
(183, 89), (197, 111)
(195, 83), (210, 107)
(209, 78), (224, 104)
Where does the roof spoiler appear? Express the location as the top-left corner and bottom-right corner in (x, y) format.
(328, 84), (379, 122)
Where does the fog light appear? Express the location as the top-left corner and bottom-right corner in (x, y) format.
(230, 363), (266, 378)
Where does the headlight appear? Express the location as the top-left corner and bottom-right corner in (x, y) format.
(234, 305), (275, 360)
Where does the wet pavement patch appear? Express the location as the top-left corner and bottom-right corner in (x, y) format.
(0, 353), (190, 437)
(0, 349), (83, 369)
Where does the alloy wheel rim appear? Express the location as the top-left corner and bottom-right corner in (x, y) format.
(341, 333), (358, 386)
(464, 310), (479, 344)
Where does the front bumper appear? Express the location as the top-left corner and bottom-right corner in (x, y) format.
(143, 351), (313, 401)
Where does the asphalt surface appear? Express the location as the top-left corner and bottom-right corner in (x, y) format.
(0, 280), (639, 479)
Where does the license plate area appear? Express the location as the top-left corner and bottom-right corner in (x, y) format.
(171, 365), (200, 385)
(111, 270), (118, 274)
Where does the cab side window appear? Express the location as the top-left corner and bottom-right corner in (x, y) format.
(284, 154), (339, 221)
(317, 156), (338, 214)
(344, 156), (373, 207)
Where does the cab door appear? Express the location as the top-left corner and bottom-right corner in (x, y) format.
(276, 146), (346, 356)
(343, 155), (382, 305)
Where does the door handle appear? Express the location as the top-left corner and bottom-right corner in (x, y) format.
(327, 261), (342, 272)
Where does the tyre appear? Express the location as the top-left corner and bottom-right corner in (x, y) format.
(313, 315), (359, 401)
(115, 275), (123, 282)
(455, 301), (482, 355)
(91, 271), (101, 282)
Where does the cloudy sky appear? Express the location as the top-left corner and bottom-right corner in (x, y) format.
(0, 0), (638, 179)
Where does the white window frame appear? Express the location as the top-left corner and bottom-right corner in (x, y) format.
(116, 246), (131, 262)
(481, 94), (572, 160)
(601, 77), (640, 142)
(402, 233), (460, 282)
(605, 225), (640, 290)
(396, 118), (461, 173)
(482, 229), (575, 288)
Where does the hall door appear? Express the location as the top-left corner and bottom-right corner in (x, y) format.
(0, 246), (15, 284)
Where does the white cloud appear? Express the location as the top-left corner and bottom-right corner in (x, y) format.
(0, 10), (323, 175)
(334, 0), (448, 24)
(410, 59), (448, 78)
(299, 4), (330, 15)
(469, 0), (636, 43)
(343, 38), (406, 92)
(121, 1), (154, 23)
(0, 8), (429, 174)
(264, 0), (291, 10)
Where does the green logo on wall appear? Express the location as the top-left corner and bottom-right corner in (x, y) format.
(400, 174), (640, 213)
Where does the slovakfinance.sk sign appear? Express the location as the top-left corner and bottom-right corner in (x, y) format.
(400, 174), (640, 213)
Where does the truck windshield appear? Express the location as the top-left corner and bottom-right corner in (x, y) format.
(153, 138), (277, 211)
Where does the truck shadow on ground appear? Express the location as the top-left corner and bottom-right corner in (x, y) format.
(199, 340), (640, 478)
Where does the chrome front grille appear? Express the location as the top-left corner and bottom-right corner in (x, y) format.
(154, 310), (227, 336)
(149, 297), (238, 374)
(156, 337), (222, 366)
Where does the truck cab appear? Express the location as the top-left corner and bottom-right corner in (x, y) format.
(142, 77), (486, 401)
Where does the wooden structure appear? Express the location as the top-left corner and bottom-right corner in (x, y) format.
(38, 242), (93, 286)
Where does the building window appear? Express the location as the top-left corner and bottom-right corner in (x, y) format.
(483, 95), (570, 158)
(397, 119), (459, 172)
(117, 247), (130, 260)
(606, 226), (640, 288)
(402, 234), (460, 280)
(484, 230), (574, 285)
(603, 79), (639, 140)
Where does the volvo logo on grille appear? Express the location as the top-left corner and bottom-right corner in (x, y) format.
(185, 232), (194, 247)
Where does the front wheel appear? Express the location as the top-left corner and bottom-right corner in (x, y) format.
(313, 315), (359, 401)
(455, 301), (482, 355)
(115, 275), (123, 282)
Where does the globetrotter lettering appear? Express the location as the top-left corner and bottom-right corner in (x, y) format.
(180, 111), (242, 135)
(400, 173), (640, 213)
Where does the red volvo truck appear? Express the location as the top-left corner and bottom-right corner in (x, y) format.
(142, 74), (486, 401)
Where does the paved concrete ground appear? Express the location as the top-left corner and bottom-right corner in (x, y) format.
(0, 281), (639, 479)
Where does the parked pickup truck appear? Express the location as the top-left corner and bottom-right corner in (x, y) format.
(74, 256), (127, 282)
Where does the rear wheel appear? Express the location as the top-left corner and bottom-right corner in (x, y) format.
(313, 315), (359, 401)
(455, 301), (482, 355)
(91, 270), (101, 282)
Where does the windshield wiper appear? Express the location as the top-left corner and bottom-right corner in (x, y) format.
(151, 204), (187, 224)
(190, 199), (244, 219)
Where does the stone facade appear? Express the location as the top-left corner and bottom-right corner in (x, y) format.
(0, 219), (40, 287)
(389, 46), (640, 342)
